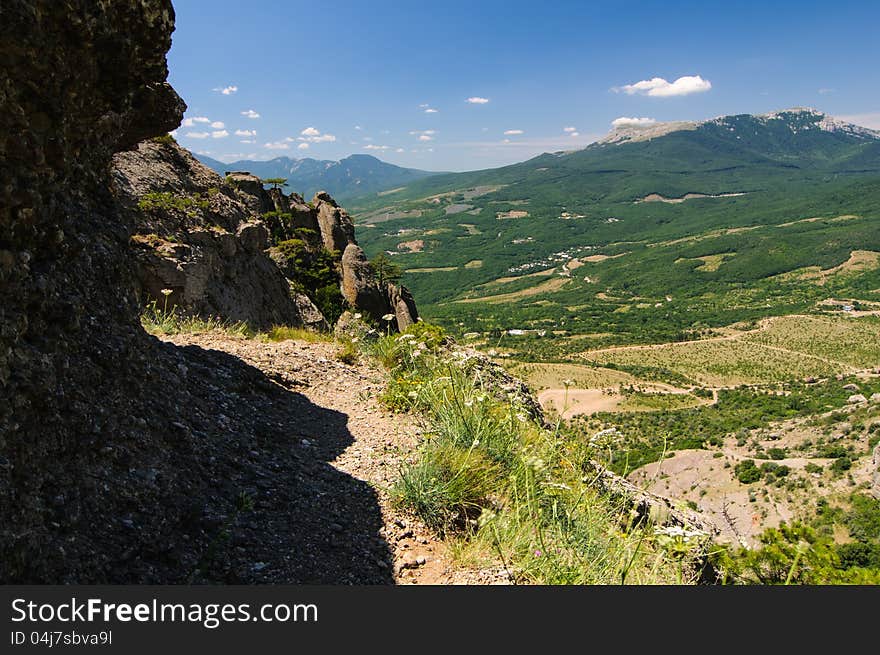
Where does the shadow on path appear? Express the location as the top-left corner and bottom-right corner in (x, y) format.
(167, 342), (394, 584)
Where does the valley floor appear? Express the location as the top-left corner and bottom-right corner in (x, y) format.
(163, 333), (509, 585)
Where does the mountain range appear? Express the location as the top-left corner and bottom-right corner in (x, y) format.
(346, 108), (880, 344)
(195, 152), (437, 202)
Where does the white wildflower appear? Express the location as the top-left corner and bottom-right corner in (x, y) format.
(381, 313), (395, 321)
(160, 288), (173, 296)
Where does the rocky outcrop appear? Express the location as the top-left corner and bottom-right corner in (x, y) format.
(113, 139), (417, 332)
(340, 244), (391, 322)
(314, 191), (356, 253)
(114, 140), (310, 329)
(338, 245), (420, 331)
(388, 283), (419, 331)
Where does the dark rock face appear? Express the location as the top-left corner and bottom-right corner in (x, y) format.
(0, 0), (187, 581)
(0, 2), (415, 583)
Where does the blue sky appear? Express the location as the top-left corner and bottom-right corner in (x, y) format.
(168, 0), (880, 171)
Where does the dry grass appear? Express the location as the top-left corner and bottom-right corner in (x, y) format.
(456, 277), (569, 304)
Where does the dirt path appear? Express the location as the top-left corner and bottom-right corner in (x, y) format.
(164, 333), (506, 585)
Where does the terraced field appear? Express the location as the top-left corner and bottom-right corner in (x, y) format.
(741, 314), (880, 368)
(580, 320), (859, 386)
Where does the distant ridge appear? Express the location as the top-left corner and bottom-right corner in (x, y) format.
(597, 107), (880, 146)
(195, 152), (438, 201)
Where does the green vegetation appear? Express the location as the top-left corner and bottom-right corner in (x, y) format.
(352, 322), (709, 584)
(272, 239), (345, 325)
(150, 134), (177, 146)
(140, 296), (254, 339)
(264, 177), (288, 190)
(347, 113), (880, 352)
(371, 252), (403, 286)
(734, 460), (762, 484)
(715, 492), (880, 583)
(713, 522), (880, 584)
(137, 191), (210, 216)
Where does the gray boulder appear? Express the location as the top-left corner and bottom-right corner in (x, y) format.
(314, 191), (356, 253)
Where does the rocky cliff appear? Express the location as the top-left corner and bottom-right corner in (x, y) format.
(112, 139), (417, 331)
(0, 0), (399, 583)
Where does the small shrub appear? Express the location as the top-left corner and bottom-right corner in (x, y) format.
(393, 442), (500, 534)
(767, 447), (787, 460)
(336, 339), (359, 365)
(137, 191), (209, 216)
(150, 134), (177, 145)
(735, 459), (762, 484)
(830, 456), (852, 473)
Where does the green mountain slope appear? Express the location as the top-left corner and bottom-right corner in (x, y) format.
(195, 153), (437, 202)
(351, 109), (880, 347)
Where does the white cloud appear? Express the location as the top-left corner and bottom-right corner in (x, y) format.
(418, 135), (433, 142)
(611, 116), (657, 128)
(364, 144), (390, 150)
(467, 96), (490, 104)
(363, 136), (374, 142)
(264, 141), (290, 150)
(169, 129), (178, 137)
(419, 103), (429, 108)
(211, 130), (229, 139)
(504, 129), (524, 135)
(818, 88), (835, 95)
(354, 125), (363, 130)
(297, 127), (336, 143)
(240, 139), (256, 144)
(424, 108), (438, 113)
(183, 116), (211, 127)
(185, 131), (210, 139)
(303, 134), (336, 143)
(395, 148), (405, 153)
(210, 121), (225, 129)
(563, 126), (577, 133)
(570, 132), (580, 137)
(298, 143), (310, 150)
(241, 109), (260, 119)
(214, 85), (238, 95)
(409, 129), (436, 136)
(235, 129), (256, 137)
(615, 75), (711, 97)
